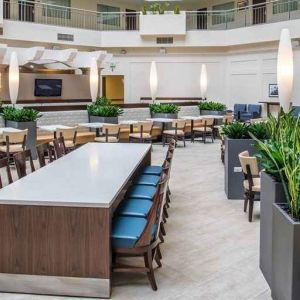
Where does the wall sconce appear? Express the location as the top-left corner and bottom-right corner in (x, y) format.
(150, 61), (158, 102)
(200, 63), (207, 100)
(9, 51), (19, 106)
(277, 28), (294, 112)
(89, 57), (99, 103)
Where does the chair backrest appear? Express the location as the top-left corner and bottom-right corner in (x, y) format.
(0, 157), (13, 188)
(238, 151), (259, 177)
(36, 142), (54, 168)
(136, 121), (153, 133)
(53, 136), (66, 159)
(3, 129), (28, 144)
(248, 104), (262, 117)
(223, 115), (234, 125)
(102, 124), (120, 136)
(172, 120), (186, 131)
(14, 149), (35, 179)
(56, 127), (77, 142)
(203, 117), (214, 126)
(234, 104), (247, 113)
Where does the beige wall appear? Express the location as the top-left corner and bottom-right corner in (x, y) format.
(0, 73), (91, 101)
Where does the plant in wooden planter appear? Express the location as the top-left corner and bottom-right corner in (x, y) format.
(198, 101), (226, 116)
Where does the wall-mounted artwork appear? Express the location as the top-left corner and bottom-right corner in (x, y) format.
(269, 84), (279, 97)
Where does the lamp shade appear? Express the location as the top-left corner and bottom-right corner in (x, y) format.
(9, 51), (19, 105)
(89, 57), (99, 102)
(150, 61), (158, 102)
(277, 28), (293, 112)
(200, 64), (207, 100)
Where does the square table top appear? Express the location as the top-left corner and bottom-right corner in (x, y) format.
(78, 122), (108, 129)
(146, 118), (175, 123)
(38, 125), (72, 132)
(0, 143), (151, 208)
(0, 127), (23, 134)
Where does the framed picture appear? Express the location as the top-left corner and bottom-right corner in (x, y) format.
(237, 0), (248, 10)
(269, 84), (279, 98)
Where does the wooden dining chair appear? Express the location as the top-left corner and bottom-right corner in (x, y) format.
(0, 129), (28, 158)
(239, 151), (261, 222)
(53, 136), (66, 159)
(13, 149), (35, 179)
(162, 120), (186, 147)
(0, 157), (13, 188)
(112, 175), (168, 291)
(56, 127), (77, 152)
(192, 117), (214, 143)
(36, 142), (54, 168)
(129, 121), (154, 144)
(94, 124), (120, 143)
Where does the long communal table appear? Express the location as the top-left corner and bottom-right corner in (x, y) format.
(0, 143), (151, 298)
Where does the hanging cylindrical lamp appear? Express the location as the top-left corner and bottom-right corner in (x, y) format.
(89, 57), (99, 103)
(9, 51), (20, 106)
(150, 61), (158, 102)
(277, 28), (293, 112)
(200, 63), (207, 100)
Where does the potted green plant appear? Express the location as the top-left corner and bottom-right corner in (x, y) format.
(174, 5), (180, 14)
(141, 5), (147, 15)
(2, 106), (42, 158)
(252, 111), (300, 299)
(87, 97), (123, 124)
(149, 103), (180, 119)
(198, 101), (226, 116)
(223, 121), (268, 199)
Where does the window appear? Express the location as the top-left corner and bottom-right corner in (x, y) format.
(97, 4), (120, 26)
(43, 0), (71, 19)
(273, 0), (298, 14)
(212, 2), (235, 25)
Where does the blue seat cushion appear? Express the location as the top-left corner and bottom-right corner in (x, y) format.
(136, 174), (160, 186)
(142, 165), (162, 176)
(127, 185), (157, 200)
(118, 198), (153, 218)
(112, 216), (147, 248)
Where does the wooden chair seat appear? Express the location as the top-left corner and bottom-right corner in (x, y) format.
(0, 144), (24, 153)
(193, 126), (213, 132)
(243, 178), (261, 192)
(94, 136), (119, 143)
(129, 132), (152, 139)
(163, 129), (185, 136)
(37, 132), (96, 145)
(49, 140), (75, 148)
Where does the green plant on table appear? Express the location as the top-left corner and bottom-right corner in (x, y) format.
(149, 103), (180, 114)
(2, 106), (42, 122)
(174, 5), (180, 14)
(198, 101), (226, 111)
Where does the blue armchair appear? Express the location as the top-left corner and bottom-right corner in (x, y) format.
(234, 104), (247, 120)
(291, 106), (300, 118)
(240, 104), (262, 121)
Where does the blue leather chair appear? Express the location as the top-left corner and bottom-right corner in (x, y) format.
(142, 165), (163, 176)
(126, 185), (157, 200)
(240, 104), (262, 121)
(118, 198), (153, 218)
(234, 104), (247, 120)
(135, 174), (160, 187)
(292, 106), (300, 118)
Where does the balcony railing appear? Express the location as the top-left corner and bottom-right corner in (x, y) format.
(3, 0), (300, 32)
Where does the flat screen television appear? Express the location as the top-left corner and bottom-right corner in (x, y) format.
(34, 79), (62, 97)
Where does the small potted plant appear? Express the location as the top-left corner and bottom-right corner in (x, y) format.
(149, 103), (180, 119)
(222, 121), (268, 199)
(174, 5), (180, 14)
(198, 101), (226, 116)
(2, 106), (42, 158)
(87, 96), (123, 124)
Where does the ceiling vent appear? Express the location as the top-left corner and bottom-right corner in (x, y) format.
(57, 33), (74, 42)
(156, 37), (173, 44)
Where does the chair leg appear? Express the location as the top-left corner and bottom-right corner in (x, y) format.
(248, 198), (254, 222)
(244, 193), (248, 212)
(162, 134), (166, 147)
(144, 250), (157, 291)
(163, 205), (169, 219)
(183, 136), (186, 147)
(156, 244), (162, 260)
(154, 252), (162, 268)
(160, 222), (166, 236)
(167, 186), (171, 195)
(159, 231), (165, 243)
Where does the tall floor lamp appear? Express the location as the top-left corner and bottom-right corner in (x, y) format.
(90, 57), (99, 103)
(200, 64), (207, 100)
(9, 51), (19, 107)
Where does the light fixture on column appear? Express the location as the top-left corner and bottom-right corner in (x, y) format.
(89, 57), (99, 103)
(9, 51), (19, 106)
(150, 61), (158, 102)
(277, 28), (293, 112)
(200, 63), (207, 100)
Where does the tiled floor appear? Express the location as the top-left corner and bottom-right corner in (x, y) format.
(0, 142), (271, 300)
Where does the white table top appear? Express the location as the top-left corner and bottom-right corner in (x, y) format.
(0, 143), (151, 208)
(38, 125), (72, 132)
(119, 120), (139, 125)
(147, 118), (175, 123)
(181, 115), (225, 120)
(79, 122), (108, 129)
(0, 127), (22, 134)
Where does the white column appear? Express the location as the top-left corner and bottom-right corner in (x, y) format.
(0, 0), (4, 26)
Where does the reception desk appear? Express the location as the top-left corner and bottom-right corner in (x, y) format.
(0, 143), (151, 298)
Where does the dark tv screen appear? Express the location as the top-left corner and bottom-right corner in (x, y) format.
(34, 79), (62, 97)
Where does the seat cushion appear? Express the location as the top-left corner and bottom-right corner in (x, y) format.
(129, 133), (152, 139)
(118, 198), (153, 218)
(0, 144), (23, 153)
(94, 136), (119, 143)
(127, 185), (157, 200)
(243, 177), (261, 192)
(142, 165), (162, 176)
(65, 140), (75, 148)
(163, 129), (184, 136)
(112, 216), (147, 248)
(193, 127), (213, 132)
(136, 174), (160, 187)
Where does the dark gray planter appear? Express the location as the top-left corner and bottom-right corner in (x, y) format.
(200, 110), (225, 116)
(260, 172), (286, 288)
(151, 113), (178, 119)
(89, 115), (118, 124)
(5, 120), (37, 159)
(224, 137), (256, 199)
(272, 204), (300, 300)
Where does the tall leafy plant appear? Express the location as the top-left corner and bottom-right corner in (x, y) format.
(2, 107), (42, 122)
(198, 101), (226, 111)
(87, 96), (123, 117)
(149, 103), (180, 114)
